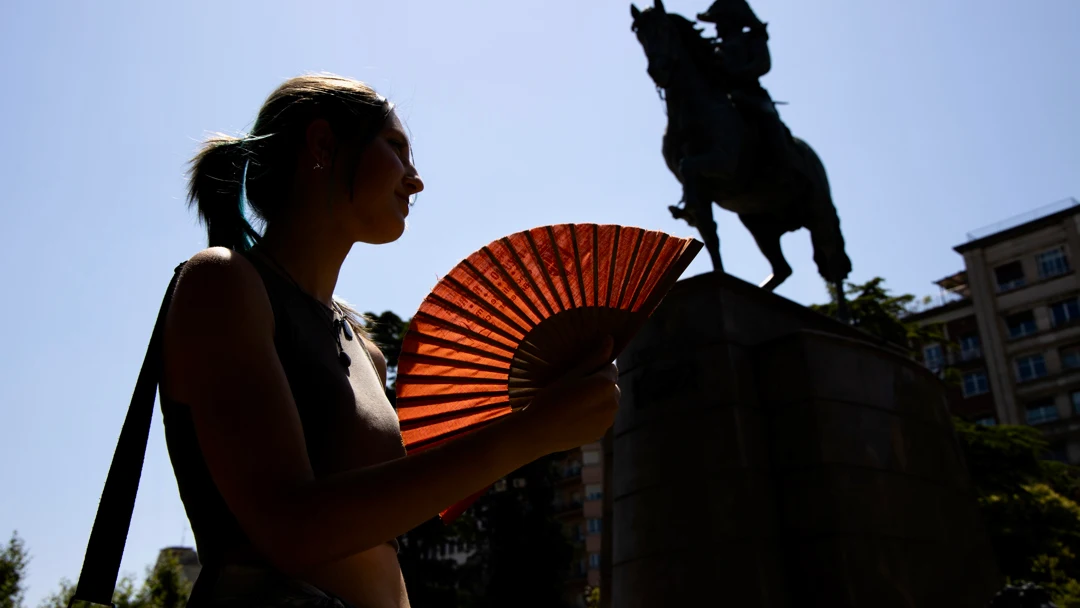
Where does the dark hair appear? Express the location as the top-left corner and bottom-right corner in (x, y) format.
(187, 73), (394, 252)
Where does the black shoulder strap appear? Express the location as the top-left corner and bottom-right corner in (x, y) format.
(70, 263), (185, 608)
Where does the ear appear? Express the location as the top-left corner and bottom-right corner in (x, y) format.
(654, 0), (665, 13)
(630, 4), (641, 19)
(305, 118), (336, 168)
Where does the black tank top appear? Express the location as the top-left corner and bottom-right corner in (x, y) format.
(160, 253), (403, 569)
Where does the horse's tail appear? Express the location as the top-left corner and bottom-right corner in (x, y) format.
(793, 138), (852, 284)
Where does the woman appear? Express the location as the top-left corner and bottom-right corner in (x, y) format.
(162, 73), (620, 608)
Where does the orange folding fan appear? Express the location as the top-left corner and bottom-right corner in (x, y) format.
(395, 223), (702, 521)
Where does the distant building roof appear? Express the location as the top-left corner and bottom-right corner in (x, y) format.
(956, 198), (1079, 254)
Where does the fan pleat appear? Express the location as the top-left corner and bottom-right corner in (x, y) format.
(500, 235), (558, 318)
(402, 408), (511, 450)
(603, 225), (621, 307)
(401, 330), (513, 366)
(411, 312), (517, 356)
(476, 247), (546, 325)
(396, 353), (507, 375)
(453, 262), (536, 334)
(425, 292), (525, 346)
(395, 223), (702, 523)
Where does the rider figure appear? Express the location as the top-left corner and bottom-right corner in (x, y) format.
(698, 0), (790, 176)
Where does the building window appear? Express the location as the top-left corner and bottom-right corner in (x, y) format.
(1071, 391), (1080, 415)
(585, 484), (603, 501)
(583, 451), (601, 466)
(962, 370), (989, 397)
(1037, 247), (1070, 279)
(493, 479), (508, 492)
(1050, 297), (1080, 327)
(512, 477), (527, 488)
(1015, 354), (1048, 382)
(1026, 400), (1059, 425)
(589, 553), (602, 569)
(959, 334), (982, 361)
(975, 416), (997, 427)
(923, 344), (944, 371)
(995, 261), (1026, 292)
(587, 518), (602, 534)
(1006, 311), (1038, 339)
(1062, 345), (1080, 370)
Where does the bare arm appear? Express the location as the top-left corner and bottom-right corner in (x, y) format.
(163, 248), (618, 575)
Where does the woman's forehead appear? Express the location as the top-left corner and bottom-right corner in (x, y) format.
(384, 111), (405, 134)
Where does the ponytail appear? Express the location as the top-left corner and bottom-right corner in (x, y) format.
(186, 135), (261, 251)
(187, 74), (392, 252)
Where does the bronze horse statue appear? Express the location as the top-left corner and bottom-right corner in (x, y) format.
(631, 0), (852, 318)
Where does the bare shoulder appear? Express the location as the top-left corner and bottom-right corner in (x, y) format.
(170, 247), (269, 321)
(164, 247), (275, 402)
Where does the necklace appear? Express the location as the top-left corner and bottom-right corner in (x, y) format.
(250, 249), (354, 369)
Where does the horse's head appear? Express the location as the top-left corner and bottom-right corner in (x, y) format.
(630, 0), (681, 89)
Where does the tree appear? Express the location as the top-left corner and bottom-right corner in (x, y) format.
(38, 552), (190, 608)
(810, 277), (945, 353)
(1, 532), (29, 608)
(363, 311), (410, 390)
(466, 454), (574, 608)
(955, 419), (1080, 606)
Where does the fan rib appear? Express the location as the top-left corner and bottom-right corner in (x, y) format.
(524, 230), (566, 313)
(499, 238), (557, 318)
(460, 259), (537, 332)
(427, 292), (523, 345)
(628, 233), (670, 311)
(545, 225), (577, 309)
(569, 224), (588, 310)
(412, 312), (516, 356)
(591, 226), (600, 307)
(396, 353), (508, 375)
(635, 240), (704, 315)
(405, 332), (514, 365)
(512, 341), (553, 368)
(606, 225), (621, 307)
(480, 246), (547, 323)
(615, 229), (646, 309)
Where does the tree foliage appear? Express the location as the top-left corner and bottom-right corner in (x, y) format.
(37, 552), (190, 608)
(0, 532), (29, 608)
(955, 419), (1080, 606)
(810, 277), (945, 353)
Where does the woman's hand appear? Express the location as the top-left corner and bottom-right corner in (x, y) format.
(514, 336), (622, 455)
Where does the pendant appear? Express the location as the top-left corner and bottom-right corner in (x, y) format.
(339, 350), (352, 368)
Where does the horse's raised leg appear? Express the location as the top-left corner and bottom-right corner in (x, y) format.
(739, 213), (792, 291)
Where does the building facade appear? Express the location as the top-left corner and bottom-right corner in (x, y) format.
(911, 198), (1080, 462)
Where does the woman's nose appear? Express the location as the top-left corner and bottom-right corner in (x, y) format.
(404, 171), (424, 195)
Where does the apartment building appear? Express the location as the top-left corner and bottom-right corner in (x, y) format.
(910, 198), (1080, 462)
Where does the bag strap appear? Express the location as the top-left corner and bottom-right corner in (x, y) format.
(70, 263), (185, 608)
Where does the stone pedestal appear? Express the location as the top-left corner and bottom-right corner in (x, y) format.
(605, 272), (1000, 607)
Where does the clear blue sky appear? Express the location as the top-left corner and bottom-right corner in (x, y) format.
(1, 0), (1077, 602)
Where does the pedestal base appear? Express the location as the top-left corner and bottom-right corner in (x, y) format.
(605, 272), (1000, 607)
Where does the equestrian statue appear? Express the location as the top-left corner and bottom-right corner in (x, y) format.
(631, 0), (852, 320)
